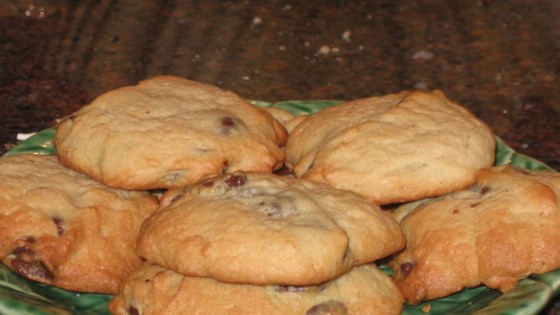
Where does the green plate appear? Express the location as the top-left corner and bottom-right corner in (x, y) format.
(1, 100), (557, 314)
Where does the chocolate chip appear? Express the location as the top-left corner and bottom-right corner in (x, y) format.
(221, 117), (237, 135)
(274, 166), (296, 177)
(222, 159), (229, 172)
(480, 186), (490, 194)
(306, 301), (347, 315)
(128, 306), (140, 315)
(224, 174), (246, 187)
(23, 236), (36, 243)
(400, 262), (415, 277)
(222, 117), (235, 126)
(52, 217), (64, 236)
(11, 259), (54, 281)
(10, 245), (54, 282)
(452, 208), (460, 214)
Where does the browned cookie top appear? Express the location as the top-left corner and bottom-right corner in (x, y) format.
(137, 172), (405, 286)
(390, 165), (560, 304)
(55, 76), (288, 190)
(285, 90), (496, 205)
(0, 154), (158, 294)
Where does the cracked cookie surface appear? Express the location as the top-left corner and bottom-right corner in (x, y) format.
(285, 90), (496, 205)
(0, 154), (158, 293)
(137, 172), (405, 286)
(390, 166), (560, 304)
(55, 76), (287, 190)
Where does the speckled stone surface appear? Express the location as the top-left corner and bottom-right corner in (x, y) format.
(0, 0), (559, 313)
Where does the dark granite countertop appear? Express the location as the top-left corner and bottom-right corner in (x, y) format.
(1, 0), (559, 314)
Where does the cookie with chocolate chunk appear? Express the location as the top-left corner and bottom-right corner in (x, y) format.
(109, 263), (403, 315)
(55, 76), (288, 190)
(390, 166), (560, 304)
(0, 154), (158, 294)
(137, 172), (405, 286)
(285, 90), (496, 205)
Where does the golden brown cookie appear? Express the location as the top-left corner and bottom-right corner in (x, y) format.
(137, 172), (405, 286)
(55, 76), (287, 190)
(390, 165), (560, 304)
(0, 155), (158, 294)
(285, 90), (496, 205)
(109, 263), (403, 315)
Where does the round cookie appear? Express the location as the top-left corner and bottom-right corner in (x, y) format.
(0, 154), (158, 294)
(109, 263), (404, 315)
(137, 172), (405, 286)
(54, 76), (288, 190)
(285, 90), (496, 205)
(390, 166), (560, 304)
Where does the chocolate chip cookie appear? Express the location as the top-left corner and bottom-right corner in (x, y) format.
(137, 172), (405, 286)
(55, 76), (288, 190)
(109, 263), (403, 315)
(285, 90), (496, 205)
(390, 165), (560, 304)
(0, 154), (158, 294)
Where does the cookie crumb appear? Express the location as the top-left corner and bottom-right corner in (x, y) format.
(422, 304), (432, 312)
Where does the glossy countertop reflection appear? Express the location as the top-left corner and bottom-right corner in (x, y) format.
(1, 0), (559, 314)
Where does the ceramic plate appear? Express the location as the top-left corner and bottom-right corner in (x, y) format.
(2, 100), (558, 314)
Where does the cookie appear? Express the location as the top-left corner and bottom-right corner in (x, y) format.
(109, 263), (403, 315)
(54, 76), (288, 190)
(390, 165), (560, 304)
(137, 172), (405, 286)
(0, 154), (158, 294)
(285, 90), (496, 205)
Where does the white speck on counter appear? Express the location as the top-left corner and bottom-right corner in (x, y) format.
(342, 30), (351, 41)
(318, 46), (331, 55)
(242, 76), (251, 81)
(278, 45), (286, 51)
(412, 50), (435, 60)
(414, 81), (429, 90)
(283, 5), (292, 11)
(252, 16), (262, 25)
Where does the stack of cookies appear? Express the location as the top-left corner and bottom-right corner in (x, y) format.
(1, 74), (559, 314)
(111, 172), (406, 314)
